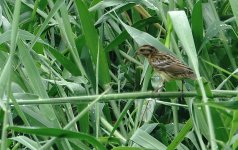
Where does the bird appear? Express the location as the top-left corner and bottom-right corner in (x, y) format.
(136, 45), (196, 86)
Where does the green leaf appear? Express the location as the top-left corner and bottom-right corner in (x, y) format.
(46, 46), (81, 76)
(113, 147), (144, 150)
(109, 100), (133, 138)
(229, 0), (238, 26)
(10, 136), (40, 150)
(74, 0), (111, 87)
(17, 40), (48, 98)
(30, 0), (64, 48)
(105, 17), (162, 52)
(131, 128), (167, 150)
(8, 126), (106, 150)
(192, 0), (203, 49)
(167, 119), (193, 150)
(205, 100), (238, 111)
(17, 40), (60, 127)
(168, 11), (198, 70)
(198, 21), (233, 53)
(118, 17), (173, 55)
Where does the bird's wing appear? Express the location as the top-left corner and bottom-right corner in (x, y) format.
(149, 53), (195, 79)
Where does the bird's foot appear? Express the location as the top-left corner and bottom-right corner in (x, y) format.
(153, 84), (164, 92)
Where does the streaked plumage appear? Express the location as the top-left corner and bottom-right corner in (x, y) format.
(137, 45), (196, 81)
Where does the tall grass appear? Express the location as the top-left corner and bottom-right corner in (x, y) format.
(0, 0), (238, 149)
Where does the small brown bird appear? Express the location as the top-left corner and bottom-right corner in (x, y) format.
(137, 45), (196, 82)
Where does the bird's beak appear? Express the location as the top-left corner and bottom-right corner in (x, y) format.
(135, 51), (140, 56)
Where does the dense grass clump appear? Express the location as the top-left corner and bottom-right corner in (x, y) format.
(0, 0), (238, 149)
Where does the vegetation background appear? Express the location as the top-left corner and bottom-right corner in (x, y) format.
(0, 0), (238, 149)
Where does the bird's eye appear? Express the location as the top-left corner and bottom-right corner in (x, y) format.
(141, 49), (146, 52)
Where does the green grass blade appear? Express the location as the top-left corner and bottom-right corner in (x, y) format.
(229, 0), (238, 27)
(17, 40), (48, 98)
(192, 0), (203, 49)
(118, 16), (173, 55)
(167, 118), (193, 150)
(46, 46), (81, 76)
(1, 0), (21, 149)
(105, 17), (161, 52)
(131, 128), (167, 150)
(168, 11), (198, 69)
(8, 126), (106, 150)
(168, 10), (217, 149)
(109, 100), (133, 138)
(74, 0), (111, 87)
(40, 88), (111, 149)
(10, 136), (40, 150)
(58, 3), (87, 80)
(29, 0), (64, 48)
(17, 40), (60, 127)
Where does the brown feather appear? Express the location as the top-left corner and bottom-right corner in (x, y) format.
(137, 45), (196, 81)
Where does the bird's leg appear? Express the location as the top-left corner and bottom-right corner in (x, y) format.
(181, 80), (185, 100)
(155, 78), (165, 92)
(153, 83), (164, 92)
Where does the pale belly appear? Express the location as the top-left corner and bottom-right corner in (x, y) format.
(156, 70), (173, 81)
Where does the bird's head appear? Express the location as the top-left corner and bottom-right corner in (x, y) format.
(136, 45), (158, 57)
